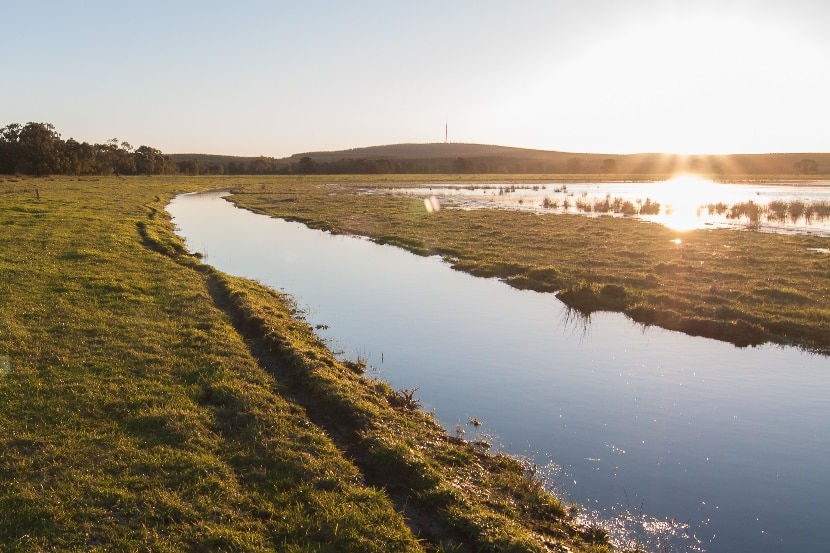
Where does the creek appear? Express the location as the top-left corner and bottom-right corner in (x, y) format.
(168, 190), (830, 553)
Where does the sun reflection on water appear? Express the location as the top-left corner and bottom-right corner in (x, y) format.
(645, 174), (725, 231)
(391, 177), (830, 236)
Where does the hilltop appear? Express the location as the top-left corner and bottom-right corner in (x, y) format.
(174, 143), (830, 176)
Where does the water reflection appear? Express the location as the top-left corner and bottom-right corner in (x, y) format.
(389, 177), (830, 235)
(168, 191), (830, 553)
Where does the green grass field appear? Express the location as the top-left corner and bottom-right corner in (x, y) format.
(0, 176), (611, 552)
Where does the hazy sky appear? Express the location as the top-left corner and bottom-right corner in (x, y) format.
(3, 0), (828, 157)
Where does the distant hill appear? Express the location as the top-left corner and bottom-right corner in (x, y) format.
(172, 143), (830, 176)
(169, 153), (280, 166)
(287, 143), (568, 161)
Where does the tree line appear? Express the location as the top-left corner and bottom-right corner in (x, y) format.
(0, 122), (296, 177)
(293, 156), (570, 175)
(1, 122), (309, 177)
(0, 124), (614, 177)
(0, 122), (414, 177)
(0, 122), (179, 176)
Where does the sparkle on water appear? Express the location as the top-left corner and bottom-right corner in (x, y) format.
(390, 175), (830, 236)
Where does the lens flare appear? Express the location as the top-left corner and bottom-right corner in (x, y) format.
(424, 195), (441, 213)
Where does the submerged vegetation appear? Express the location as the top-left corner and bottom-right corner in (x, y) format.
(552, 194), (659, 216)
(0, 175), (614, 551)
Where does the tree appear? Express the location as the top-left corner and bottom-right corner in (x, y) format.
(227, 161), (247, 174)
(61, 138), (96, 175)
(176, 159), (200, 175)
(452, 157), (474, 173)
(135, 145), (167, 175)
(8, 122), (63, 175)
(249, 156), (276, 174)
(93, 140), (118, 175)
(107, 140), (135, 175)
(298, 156), (316, 174)
(566, 158), (584, 173)
(794, 158), (818, 175)
(0, 123), (23, 173)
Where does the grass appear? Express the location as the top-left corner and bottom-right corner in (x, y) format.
(0, 175), (609, 552)
(223, 174), (830, 354)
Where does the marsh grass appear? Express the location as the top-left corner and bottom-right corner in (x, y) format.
(0, 175), (606, 552)
(809, 200), (830, 220)
(227, 175), (830, 354)
(724, 198), (830, 225)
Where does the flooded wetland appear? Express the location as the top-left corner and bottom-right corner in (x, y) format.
(391, 176), (830, 235)
(170, 178), (830, 553)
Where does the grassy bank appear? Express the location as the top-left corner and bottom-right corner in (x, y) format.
(224, 174), (830, 354)
(0, 176), (609, 552)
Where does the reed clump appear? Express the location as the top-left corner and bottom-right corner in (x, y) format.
(723, 198), (830, 225)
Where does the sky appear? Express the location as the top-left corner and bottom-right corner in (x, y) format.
(3, 0), (829, 157)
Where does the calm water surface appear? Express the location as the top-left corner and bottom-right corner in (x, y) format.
(168, 191), (830, 553)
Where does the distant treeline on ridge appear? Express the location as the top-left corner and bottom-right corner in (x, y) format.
(0, 122), (291, 177)
(0, 122), (176, 177)
(2, 122), (828, 177)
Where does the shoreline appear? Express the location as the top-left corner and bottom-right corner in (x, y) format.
(224, 175), (830, 355)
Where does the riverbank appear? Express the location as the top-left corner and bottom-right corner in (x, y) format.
(224, 174), (830, 354)
(0, 176), (611, 552)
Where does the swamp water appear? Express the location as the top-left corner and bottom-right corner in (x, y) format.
(391, 178), (830, 235)
(168, 191), (830, 552)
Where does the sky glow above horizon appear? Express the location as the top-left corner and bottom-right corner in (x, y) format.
(3, 0), (828, 157)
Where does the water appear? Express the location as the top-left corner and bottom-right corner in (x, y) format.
(390, 178), (830, 235)
(168, 190), (830, 552)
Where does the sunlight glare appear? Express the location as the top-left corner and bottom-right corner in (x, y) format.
(523, 8), (826, 155)
(649, 174), (721, 231)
